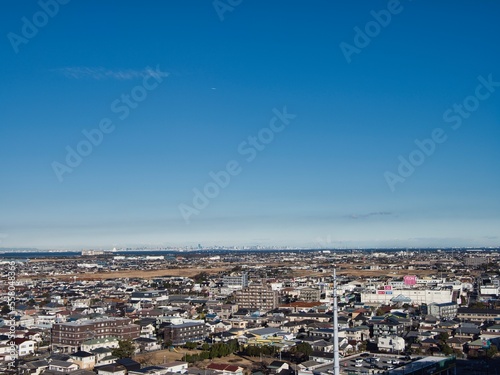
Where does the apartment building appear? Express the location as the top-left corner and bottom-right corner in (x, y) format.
(51, 317), (140, 353)
(223, 273), (249, 289)
(427, 302), (458, 319)
(464, 257), (489, 267)
(234, 282), (279, 312)
(297, 287), (321, 302)
(457, 308), (500, 323)
(163, 321), (207, 345)
(372, 317), (405, 338)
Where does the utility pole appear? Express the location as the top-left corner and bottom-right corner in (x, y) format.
(333, 268), (340, 375)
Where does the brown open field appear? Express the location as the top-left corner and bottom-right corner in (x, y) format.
(290, 262), (437, 278)
(133, 348), (197, 365)
(133, 350), (262, 370)
(338, 268), (436, 278)
(47, 267), (229, 281)
(25, 258), (439, 280)
(196, 354), (261, 369)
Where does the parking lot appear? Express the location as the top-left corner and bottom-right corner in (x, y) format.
(339, 353), (414, 374)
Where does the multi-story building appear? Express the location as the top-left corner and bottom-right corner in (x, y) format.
(51, 317), (140, 353)
(163, 321), (207, 345)
(427, 302), (458, 319)
(480, 278), (500, 297)
(297, 287), (321, 302)
(234, 282), (279, 312)
(35, 315), (55, 329)
(457, 308), (500, 323)
(223, 273), (249, 289)
(14, 338), (36, 357)
(378, 335), (405, 352)
(464, 256), (489, 267)
(361, 288), (454, 305)
(69, 351), (96, 370)
(130, 290), (169, 305)
(81, 337), (119, 352)
(344, 325), (370, 342)
(372, 317), (405, 338)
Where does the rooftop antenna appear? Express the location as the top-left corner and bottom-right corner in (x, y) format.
(333, 268), (340, 375)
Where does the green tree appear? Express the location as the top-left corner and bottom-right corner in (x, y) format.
(293, 342), (313, 356)
(112, 339), (136, 359)
(184, 341), (197, 350)
(486, 344), (498, 359)
(199, 351), (210, 360)
(438, 332), (449, 342)
(227, 339), (239, 353)
(1, 304), (10, 314)
(442, 344), (454, 356)
(375, 308), (385, 316)
(193, 272), (209, 283)
(185, 353), (199, 363)
(358, 341), (367, 352)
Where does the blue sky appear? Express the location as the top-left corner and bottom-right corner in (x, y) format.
(1, 0), (499, 249)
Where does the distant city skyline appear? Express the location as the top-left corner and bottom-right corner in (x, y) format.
(1, 1), (499, 250)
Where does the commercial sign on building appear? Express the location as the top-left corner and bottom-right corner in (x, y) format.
(377, 286), (393, 295)
(404, 275), (417, 286)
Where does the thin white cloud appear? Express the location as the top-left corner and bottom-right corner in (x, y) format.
(55, 66), (166, 80)
(349, 211), (393, 220)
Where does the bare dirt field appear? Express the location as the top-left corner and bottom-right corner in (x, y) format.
(133, 348), (197, 365)
(26, 258), (439, 280)
(48, 267), (229, 281)
(133, 350), (258, 369)
(196, 354), (260, 369)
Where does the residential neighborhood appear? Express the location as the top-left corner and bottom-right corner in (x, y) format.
(1, 248), (499, 374)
